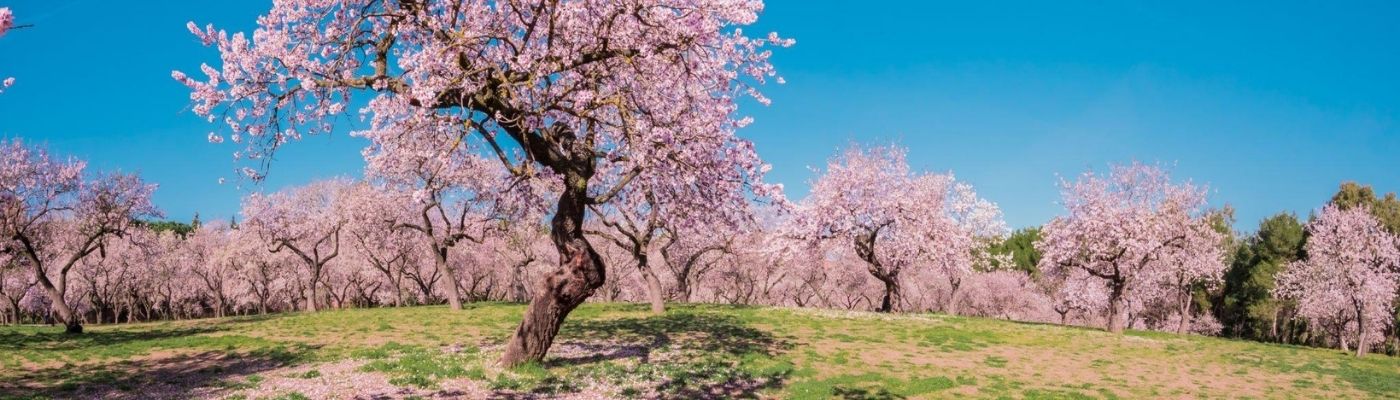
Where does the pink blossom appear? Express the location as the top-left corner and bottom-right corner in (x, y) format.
(178, 0), (790, 366)
(1036, 163), (1225, 334)
(782, 144), (1005, 313)
(0, 139), (161, 332)
(0, 8), (13, 37)
(1275, 204), (1400, 356)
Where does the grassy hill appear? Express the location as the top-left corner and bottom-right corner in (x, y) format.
(2, 303), (1397, 399)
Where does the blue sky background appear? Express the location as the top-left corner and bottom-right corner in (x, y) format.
(0, 0), (1396, 230)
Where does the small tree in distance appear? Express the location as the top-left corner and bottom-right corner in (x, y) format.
(1276, 204), (1400, 356)
(785, 144), (1004, 313)
(1037, 163), (1224, 334)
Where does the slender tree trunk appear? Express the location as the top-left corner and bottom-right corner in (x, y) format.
(305, 267), (322, 312)
(676, 276), (692, 303)
(1177, 293), (1193, 334)
(855, 233), (899, 313)
(393, 281), (404, 307)
(511, 261), (530, 303)
(306, 286), (319, 312)
(500, 181), (606, 368)
(946, 278), (962, 316)
(435, 248), (463, 311)
(637, 257), (665, 314)
(32, 267), (81, 333)
(1269, 307), (1280, 342)
(1355, 304), (1369, 357)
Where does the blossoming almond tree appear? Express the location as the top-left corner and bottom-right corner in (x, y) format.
(187, 222), (242, 318)
(0, 140), (160, 333)
(343, 190), (419, 308)
(587, 180), (760, 314)
(1037, 163), (1223, 334)
(0, 253), (34, 324)
(660, 223), (741, 304)
(363, 124), (544, 310)
(241, 179), (358, 313)
(175, 0), (789, 366)
(786, 144), (1002, 313)
(0, 8), (11, 36)
(1275, 204), (1400, 356)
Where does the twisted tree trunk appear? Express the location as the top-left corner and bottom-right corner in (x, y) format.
(876, 275), (900, 313)
(1176, 291), (1193, 334)
(500, 178), (606, 367)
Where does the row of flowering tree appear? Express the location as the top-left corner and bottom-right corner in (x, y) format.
(0, 139), (160, 333)
(2, 0), (1391, 362)
(165, 0), (1278, 366)
(8, 135), (1397, 358)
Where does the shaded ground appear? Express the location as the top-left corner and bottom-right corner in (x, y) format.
(1, 303), (1397, 399)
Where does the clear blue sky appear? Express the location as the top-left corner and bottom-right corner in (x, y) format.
(1, 1), (1396, 230)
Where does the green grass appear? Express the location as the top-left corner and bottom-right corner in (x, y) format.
(1, 303), (1397, 399)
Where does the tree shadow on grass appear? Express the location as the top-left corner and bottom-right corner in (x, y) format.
(0, 346), (312, 400)
(0, 326), (226, 359)
(831, 386), (905, 400)
(557, 311), (789, 358)
(533, 311), (793, 399)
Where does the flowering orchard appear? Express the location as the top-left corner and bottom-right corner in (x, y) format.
(3, 137), (1397, 357)
(173, 0), (791, 367)
(0, 0), (1393, 363)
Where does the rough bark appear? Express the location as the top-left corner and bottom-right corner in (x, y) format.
(510, 259), (532, 303)
(17, 233), (91, 333)
(1107, 279), (1127, 334)
(500, 178), (605, 367)
(946, 278), (962, 316)
(877, 275), (900, 313)
(434, 247), (463, 311)
(639, 262), (665, 315)
(1355, 302), (1369, 357)
(1177, 293), (1193, 334)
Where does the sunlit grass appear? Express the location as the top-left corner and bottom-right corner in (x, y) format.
(2, 303), (1398, 399)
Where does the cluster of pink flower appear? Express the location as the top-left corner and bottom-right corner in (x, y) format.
(1036, 163), (1228, 335)
(0, 139), (160, 332)
(1, 7), (14, 92)
(1275, 204), (1400, 356)
(0, 0), (1376, 368)
(171, 0), (793, 367)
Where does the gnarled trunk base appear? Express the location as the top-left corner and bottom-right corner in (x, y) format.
(499, 240), (604, 367)
(499, 183), (604, 368)
(876, 276), (899, 313)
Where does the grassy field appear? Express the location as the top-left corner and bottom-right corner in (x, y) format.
(1, 303), (1398, 399)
